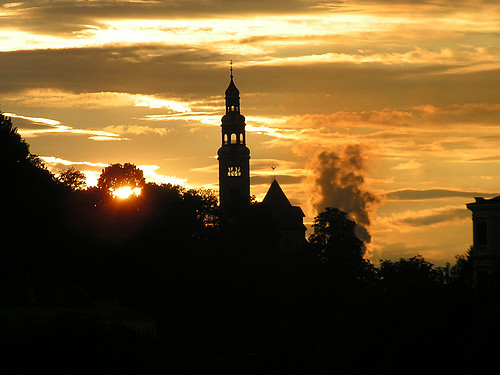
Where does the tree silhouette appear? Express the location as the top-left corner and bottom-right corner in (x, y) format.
(449, 246), (472, 285)
(309, 208), (364, 262)
(58, 167), (87, 190)
(97, 163), (145, 194)
(379, 255), (446, 295)
(1, 112), (30, 167)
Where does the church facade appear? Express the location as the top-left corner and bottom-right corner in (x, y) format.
(217, 69), (306, 249)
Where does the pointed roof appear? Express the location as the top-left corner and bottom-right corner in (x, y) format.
(261, 179), (306, 231)
(262, 179), (291, 209)
(225, 63), (240, 99)
(225, 76), (240, 99)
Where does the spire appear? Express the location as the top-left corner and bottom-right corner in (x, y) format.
(225, 60), (240, 114)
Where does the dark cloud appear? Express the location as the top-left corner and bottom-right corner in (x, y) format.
(386, 189), (498, 200)
(1, 0), (326, 35)
(6, 0), (493, 37)
(397, 207), (468, 227)
(1, 43), (499, 116)
(346, 0), (497, 5)
(470, 155), (500, 162)
(306, 144), (382, 243)
(0, 45), (224, 99)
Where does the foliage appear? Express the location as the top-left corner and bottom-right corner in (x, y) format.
(184, 187), (219, 229)
(449, 246), (473, 284)
(58, 167), (87, 190)
(1, 112), (30, 166)
(379, 255), (447, 294)
(97, 162), (145, 193)
(308, 207), (366, 279)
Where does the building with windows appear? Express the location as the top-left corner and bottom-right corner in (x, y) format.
(466, 196), (500, 285)
(217, 68), (251, 223)
(217, 69), (306, 248)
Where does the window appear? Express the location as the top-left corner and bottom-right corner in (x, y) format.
(231, 133), (237, 144)
(239, 133), (243, 144)
(476, 222), (487, 245)
(224, 134), (228, 145)
(227, 166), (241, 177)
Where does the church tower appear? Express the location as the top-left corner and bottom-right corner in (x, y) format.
(217, 66), (250, 222)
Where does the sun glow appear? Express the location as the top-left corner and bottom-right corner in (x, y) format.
(112, 186), (142, 199)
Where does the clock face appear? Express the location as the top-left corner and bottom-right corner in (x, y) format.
(227, 165), (241, 177)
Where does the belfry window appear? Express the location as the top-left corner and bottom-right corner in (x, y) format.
(227, 166), (241, 177)
(224, 134), (229, 145)
(231, 133), (237, 144)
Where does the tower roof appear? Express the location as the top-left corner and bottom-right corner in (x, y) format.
(225, 62), (240, 99)
(261, 179), (306, 231)
(262, 179), (292, 209)
(225, 76), (239, 99)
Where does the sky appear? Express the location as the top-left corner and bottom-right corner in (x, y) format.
(1, 0), (500, 264)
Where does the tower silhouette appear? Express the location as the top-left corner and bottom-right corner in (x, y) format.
(217, 65), (250, 223)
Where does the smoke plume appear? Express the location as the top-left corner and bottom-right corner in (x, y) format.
(307, 144), (381, 244)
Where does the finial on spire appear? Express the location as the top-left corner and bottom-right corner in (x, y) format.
(229, 60), (233, 79)
(271, 165), (276, 181)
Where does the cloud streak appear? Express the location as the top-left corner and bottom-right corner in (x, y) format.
(386, 189), (498, 200)
(6, 112), (128, 141)
(376, 205), (469, 231)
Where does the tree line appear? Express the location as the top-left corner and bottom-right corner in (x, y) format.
(2, 112), (496, 375)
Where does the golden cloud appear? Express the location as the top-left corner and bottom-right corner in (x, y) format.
(7, 112), (128, 141)
(101, 125), (174, 136)
(5, 89), (192, 111)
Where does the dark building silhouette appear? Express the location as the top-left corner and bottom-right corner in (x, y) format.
(467, 196), (500, 285)
(260, 179), (306, 251)
(217, 67), (251, 223)
(217, 68), (306, 247)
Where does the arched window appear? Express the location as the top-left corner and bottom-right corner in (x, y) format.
(239, 133), (243, 144)
(231, 133), (237, 144)
(227, 166), (242, 177)
(224, 134), (229, 145)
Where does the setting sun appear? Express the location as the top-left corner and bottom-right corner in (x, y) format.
(112, 186), (142, 199)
